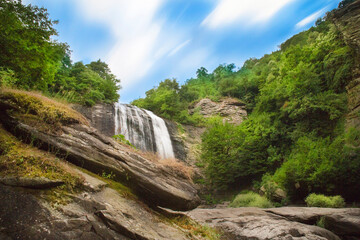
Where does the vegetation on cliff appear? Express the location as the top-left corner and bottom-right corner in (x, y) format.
(0, 0), (120, 106)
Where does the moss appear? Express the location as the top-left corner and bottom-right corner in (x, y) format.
(0, 124), (84, 206)
(0, 88), (88, 130)
(164, 216), (221, 240)
(77, 167), (137, 200)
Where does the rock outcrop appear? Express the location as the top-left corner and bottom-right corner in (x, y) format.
(0, 176), (64, 189)
(164, 120), (188, 161)
(0, 169), (192, 240)
(189, 97), (247, 125)
(187, 207), (360, 240)
(331, 0), (360, 130)
(73, 104), (116, 137)
(0, 98), (200, 211)
(265, 207), (360, 239)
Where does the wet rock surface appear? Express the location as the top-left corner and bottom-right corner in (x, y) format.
(187, 207), (360, 240)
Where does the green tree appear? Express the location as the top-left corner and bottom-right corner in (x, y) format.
(0, 0), (66, 90)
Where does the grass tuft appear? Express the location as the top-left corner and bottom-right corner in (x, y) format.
(229, 191), (273, 208)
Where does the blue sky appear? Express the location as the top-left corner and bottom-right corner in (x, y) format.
(24, 0), (341, 103)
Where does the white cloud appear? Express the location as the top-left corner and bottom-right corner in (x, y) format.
(202, 0), (294, 29)
(76, 0), (168, 89)
(295, 7), (328, 29)
(168, 39), (191, 57)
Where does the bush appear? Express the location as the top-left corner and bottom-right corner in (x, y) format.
(229, 191), (273, 208)
(305, 193), (345, 208)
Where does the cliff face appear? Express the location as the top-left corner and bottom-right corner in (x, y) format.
(189, 97), (247, 125)
(73, 104), (116, 137)
(331, 0), (360, 129)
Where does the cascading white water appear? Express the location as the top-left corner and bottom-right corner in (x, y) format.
(114, 103), (175, 159)
(143, 109), (175, 159)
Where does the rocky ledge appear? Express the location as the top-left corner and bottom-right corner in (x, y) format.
(187, 207), (360, 240)
(0, 98), (200, 211)
(0, 170), (192, 240)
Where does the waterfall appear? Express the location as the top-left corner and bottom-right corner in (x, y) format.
(114, 103), (175, 159)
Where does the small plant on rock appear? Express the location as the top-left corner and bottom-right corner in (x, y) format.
(112, 134), (135, 148)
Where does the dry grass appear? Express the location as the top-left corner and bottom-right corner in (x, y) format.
(0, 88), (88, 128)
(164, 215), (221, 240)
(135, 151), (194, 181)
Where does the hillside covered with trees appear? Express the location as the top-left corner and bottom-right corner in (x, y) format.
(133, 0), (360, 203)
(0, 0), (121, 106)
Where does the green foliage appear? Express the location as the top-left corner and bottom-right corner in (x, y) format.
(0, 1), (120, 106)
(229, 191), (273, 208)
(196, 18), (359, 200)
(112, 134), (135, 148)
(261, 174), (285, 202)
(51, 59), (121, 106)
(0, 0), (66, 91)
(0, 68), (17, 88)
(316, 216), (326, 228)
(101, 171), (116, 180)
(305, 193), (345, 208)
(271, 134), (360, 200)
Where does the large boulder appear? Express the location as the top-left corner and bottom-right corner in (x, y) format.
(265, 207), (360, 239)
(187, 207), (360, 240)
(187, 208), (341, 240)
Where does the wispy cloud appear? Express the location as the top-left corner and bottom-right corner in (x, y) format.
(202, 0), (294, 29)
(76, 0), (167, 89)
(295, 7), (328, 29)
(168, 40), (191, 57)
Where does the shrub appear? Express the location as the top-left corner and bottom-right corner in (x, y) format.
(229, 191), (273, 208)
(305, 193), (345, 208)
(112, 134), (135, 148)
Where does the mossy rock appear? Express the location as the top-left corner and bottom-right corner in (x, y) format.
(0, 89), (88, 130)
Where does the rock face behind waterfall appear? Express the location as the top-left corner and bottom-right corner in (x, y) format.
(73, 104), (115, 137)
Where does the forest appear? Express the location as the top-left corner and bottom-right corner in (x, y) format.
(0, 0), (121, 106)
